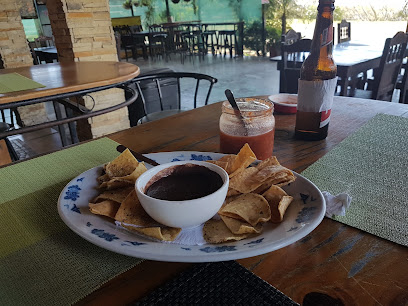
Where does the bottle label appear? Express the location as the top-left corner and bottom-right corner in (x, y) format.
(297, 77), (338, 128)
(321, 26), (333, 47)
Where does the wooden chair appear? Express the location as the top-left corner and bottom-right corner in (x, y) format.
(355, 32), (408, 101)
(279, 39), (312, 94)
(127, 72), (217, 125)
(395, 65), (408, 103)
(337, 20), (351, 44)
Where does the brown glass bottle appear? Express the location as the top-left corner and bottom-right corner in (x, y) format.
(295, 0), (337, 141)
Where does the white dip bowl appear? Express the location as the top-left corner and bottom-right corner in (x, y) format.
(135, 160), (229, 228)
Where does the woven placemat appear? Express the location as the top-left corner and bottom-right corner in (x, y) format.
(302, 113), (408, 246)
(0, 72), (45, 93)
(0, 138), (144, 306)
(135, 261), (298, 305)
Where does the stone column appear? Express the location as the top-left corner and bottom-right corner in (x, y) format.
(0, 0), (48, 126)
(47, 0), (130, 140)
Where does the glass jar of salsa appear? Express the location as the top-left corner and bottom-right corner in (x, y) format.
(219, 98), (275, 160)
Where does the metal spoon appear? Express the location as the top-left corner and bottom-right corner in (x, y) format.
(225, 89), (248, 136)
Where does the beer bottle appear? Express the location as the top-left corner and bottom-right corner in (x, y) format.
(295, 0), (337, 140)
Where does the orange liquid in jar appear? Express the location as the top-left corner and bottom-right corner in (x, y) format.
(220, 129), (275, 160)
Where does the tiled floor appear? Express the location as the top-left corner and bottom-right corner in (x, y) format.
(9, 54), (280, 161)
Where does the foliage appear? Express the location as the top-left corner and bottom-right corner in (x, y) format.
(264, 0), (304, 35)
(336, 3), (408, 21)
(243, 21), (281, 56)
(122, 0), (133, 9)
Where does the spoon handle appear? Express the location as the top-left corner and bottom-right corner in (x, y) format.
(225, 89), (249, 136)
(225, 89), (239, 110)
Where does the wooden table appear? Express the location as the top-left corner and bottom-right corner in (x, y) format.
(0, 61), (140, 140)
(271, 41), (383, 96)
(74, 95), (408, 305)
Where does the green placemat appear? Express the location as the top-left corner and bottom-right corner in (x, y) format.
(0, 72), (45, 94)
(302, 113), (408, 247)
(0, 138), (144, 306)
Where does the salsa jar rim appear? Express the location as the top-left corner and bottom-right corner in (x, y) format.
(221, 98), (274, 117)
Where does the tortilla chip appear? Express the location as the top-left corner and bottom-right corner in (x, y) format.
(93, 186), (133, 203)
(97, 173), (110, 184)
(229, 161), (296, 194)
(203, 219), (249, 243)
(105, 149), (140, 178)
(226, 188), (241, 197)
(228, 143), (257, 178)
(271, 196), (293, 223)
(219, 193), (271, 226)
(206, 159), (229, 172)
(121, 223), (181, 241)
(228, 167), (260, 193)
(220, 215), (263, 234)
(89, 200), (121, 219)
(99, 179), (134, 190)
(114, 190), (158, 227)
(263, 185), (294, 222)
(256, 156), (280, 170)
(119, 162), (148, 182)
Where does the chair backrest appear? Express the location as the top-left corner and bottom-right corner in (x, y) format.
(127, 72), (218, 125)
(129, 25), (143, 33)
(281, 29), (301, 46)
(34, 36), (55, 48)
(149, 24), (162, 32)
(372, 31), (408, 101)
(337, 20), (351, 44)
(113, 25), (130, 35)
(280, 39), (312, 93)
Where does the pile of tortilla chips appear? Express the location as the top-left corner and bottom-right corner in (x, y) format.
(203, 144), (296, 244)
(89, 145), (296, 244)
(88, 149), (182, 242)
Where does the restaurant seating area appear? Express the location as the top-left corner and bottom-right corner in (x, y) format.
(274, 21), (408, 102)
(113, 21), (243, 63)
(1, 1), (408, 304)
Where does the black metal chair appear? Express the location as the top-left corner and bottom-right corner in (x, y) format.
(0, 108), (21, 162)
(218, 28), (237, 57)
(127, 72), (218, 125)
(121, 34), (148, 61)
(354, 32), (408, 101)
(202, 24), (218, 55)
(279, 39), (312, 94)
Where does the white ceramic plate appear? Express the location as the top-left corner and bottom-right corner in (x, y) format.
(58, 151), (325, 262)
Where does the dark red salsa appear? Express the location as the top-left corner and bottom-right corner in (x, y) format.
(145, 164), (223, 201)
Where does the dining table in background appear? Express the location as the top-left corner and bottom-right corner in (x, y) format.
(0, 61), (139, 151)
(33, 46), (59, 64)
(76, 95), (407, 305)
(271, 41), (384, 96)
(1, 94), (407, 305)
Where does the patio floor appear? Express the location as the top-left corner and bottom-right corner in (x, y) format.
(128, 54), (280, 103)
